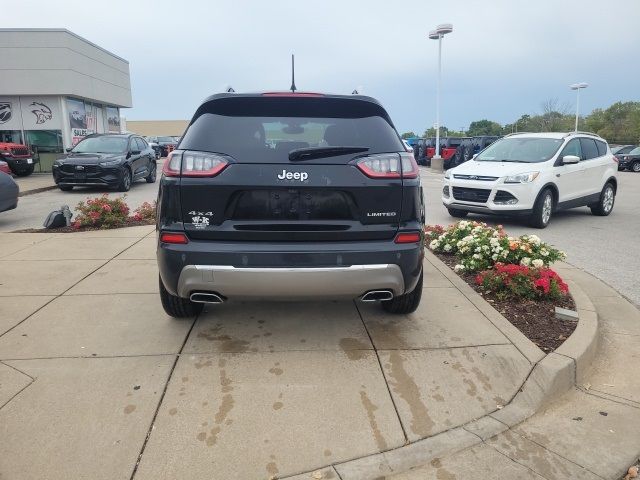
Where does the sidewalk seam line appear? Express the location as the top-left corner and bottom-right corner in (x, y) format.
(0, 235), (148, 339)
(512, 429), (605, 478)
(129, 313), (199, 480)
(354, 300), (409, 445)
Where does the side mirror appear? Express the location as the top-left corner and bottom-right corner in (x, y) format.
(562, 155), (580, 164)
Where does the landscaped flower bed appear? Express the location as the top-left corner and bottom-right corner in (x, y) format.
(426, 221), (577, 353)
(13, 195), (157, 233)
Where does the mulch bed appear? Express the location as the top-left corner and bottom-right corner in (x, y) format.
(434, 251), (577, 353)
(12, 218), (155, 233)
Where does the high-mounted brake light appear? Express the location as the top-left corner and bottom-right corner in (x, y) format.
(261, 92), (324, 97)
(160, 232), (189, 244)
(355, 152), (419, 179)
(394, 232), (422, 244)
(161, 151), (229, 177)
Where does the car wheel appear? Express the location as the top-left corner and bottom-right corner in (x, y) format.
(13, 165), (35, 177)
(632, 161), (640, 173)
(447, 208), (468, 218)
(58, 185), (74, 191)
(118, 167), (132, 192)
(145, 162), (157, 183)
(381, 271), (423, 314)
(159, 275), (204, 318)
(529, 188), (554, 228)
(590, 182), (615, 216)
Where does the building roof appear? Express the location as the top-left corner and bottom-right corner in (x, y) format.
(0, 28), (127, 63)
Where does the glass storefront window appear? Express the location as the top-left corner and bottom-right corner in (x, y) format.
(25, 130), (63, 154)
(0, 130), (24, 144)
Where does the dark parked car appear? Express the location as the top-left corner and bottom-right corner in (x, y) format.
(148, 136), (179, 157)
(0, 171), (19, 213)
(618, 146), (640, 172)
(157, 91), (425, 317)
(611, 145), (635, 158)
(52, 134), (157, 192)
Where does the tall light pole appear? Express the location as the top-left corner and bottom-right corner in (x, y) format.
(429, 23), (453, 171)
(570, 82), (588, 132)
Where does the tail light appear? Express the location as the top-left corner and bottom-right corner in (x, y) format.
(162, 151), (229, 177)
(160, 232), (189, 244)
(394, 231), (422, 244)
(355, 152), (419, 179)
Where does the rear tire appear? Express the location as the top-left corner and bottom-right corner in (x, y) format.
(529, 188), (554, 228)
(58, 185), (73, 191)
(590, 182), (615, 216)
(159, 276), (203, 318)
(632, 161), (640, 173)
(447, 208), (468, 218)
(145, 162), (157, 183)
(381, 271), (423, 314)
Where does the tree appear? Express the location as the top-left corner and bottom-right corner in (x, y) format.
(467, 119), (503, 136)
(400, 131), (416, 139)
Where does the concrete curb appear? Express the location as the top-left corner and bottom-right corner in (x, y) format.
(18, 185), (57, 197)
(280, 254), (600, 480)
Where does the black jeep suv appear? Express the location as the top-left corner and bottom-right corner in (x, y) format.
(156, 92), (425, 317)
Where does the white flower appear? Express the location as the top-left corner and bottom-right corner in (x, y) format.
(458, 221), (469, 229)
(540, 249), (549, 257)
(527, 234), (541, 245)
(429, 240), (439, 249)
(473, 253), (482, 260)
(443, 244), (452, 252)
(521, 257), (531, 266)
(492, 254), (498, 261)
(532, 259), (544, 268)
(475, 247), (481, 253)
(454, 264), (465, 272)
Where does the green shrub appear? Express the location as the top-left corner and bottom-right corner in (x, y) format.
(72, 194), (130, 229)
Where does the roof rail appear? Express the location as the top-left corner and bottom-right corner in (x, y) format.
(503, 132), (535, 137)
(563, 131), (601, 138)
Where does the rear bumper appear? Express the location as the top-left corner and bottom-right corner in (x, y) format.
(176, 264), (404, 299)
(158, 237), (423, 300)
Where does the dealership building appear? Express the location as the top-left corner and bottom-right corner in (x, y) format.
(0, 28), (132, 171)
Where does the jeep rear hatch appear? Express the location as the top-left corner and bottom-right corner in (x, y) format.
(171, 95), (414, 242)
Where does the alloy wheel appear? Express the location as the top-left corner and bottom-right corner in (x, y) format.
(542, 193), (552, 225)
(603, 185), (614, 213)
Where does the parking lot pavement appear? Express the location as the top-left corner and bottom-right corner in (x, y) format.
(13, 173), (56, 196)
(0, 226), (536, 480)
(0, 164), (162, 232)
(420, 167), (640, 306)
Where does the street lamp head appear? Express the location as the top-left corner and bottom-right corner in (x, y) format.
(436, 23), (453, 35)
(428, 30), (440, 40)
(570, 82), (589, 90)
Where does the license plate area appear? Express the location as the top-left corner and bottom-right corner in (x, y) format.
(230, 189), (352, 221)
(74, 171), (86, 180)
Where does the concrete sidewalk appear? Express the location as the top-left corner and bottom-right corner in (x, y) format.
(0, 226), (637, 479)
(387, 264), (640, 480)
(0, 226), (537, 480)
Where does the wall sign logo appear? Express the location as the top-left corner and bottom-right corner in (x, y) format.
(30, 102), (53, 124)
(0, 103), (12, 124)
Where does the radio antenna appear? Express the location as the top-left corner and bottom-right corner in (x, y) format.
(290, 54), (297, 93)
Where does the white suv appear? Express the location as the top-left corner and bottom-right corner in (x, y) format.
(442, 132), (618, 228)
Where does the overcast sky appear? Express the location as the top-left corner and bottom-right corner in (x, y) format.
(11, 0), (640, 134)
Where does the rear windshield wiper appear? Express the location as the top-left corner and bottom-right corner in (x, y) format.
(288, 146), (369, 161)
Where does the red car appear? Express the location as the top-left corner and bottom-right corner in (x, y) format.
(0, 160), (11, 175)
(0, 142), (37, 176)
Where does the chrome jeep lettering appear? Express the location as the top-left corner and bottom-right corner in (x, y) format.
(277, 169), (309, 181)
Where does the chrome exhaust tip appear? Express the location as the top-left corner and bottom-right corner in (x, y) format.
(361, 290), (393, 302)
(190, 292), (225, 304)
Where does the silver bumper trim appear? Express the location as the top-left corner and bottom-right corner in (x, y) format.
(176, 264), (405, 300)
